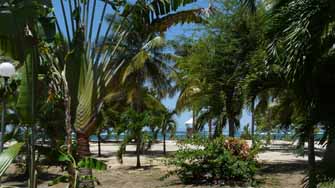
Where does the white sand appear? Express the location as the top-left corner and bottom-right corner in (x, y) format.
(89, 140), (323, 168)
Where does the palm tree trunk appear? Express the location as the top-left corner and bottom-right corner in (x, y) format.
(29, 126), (37, 188)
(213, 117), (225, 138)
(25, 129), (30, 178)
(307, 125), (317, 188)
(251, 98), (255, 147)
(136, 137), (141, 168)
(98, 134), (101, 157)
(326, 127), (335, 151)
(192, 111), (196, 134)
(208, 119), (212, 139)
(163, 132), (166, 155)
(226, 90), (235, 138)
(322, 126), (335, 179)
(64, 85), (75, 188)
(64, 82), (72, 154)
(228, 119), (235, 137)
(76, 132), (94, 188)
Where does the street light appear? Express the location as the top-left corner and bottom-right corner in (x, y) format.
(0, 62), (15, 152)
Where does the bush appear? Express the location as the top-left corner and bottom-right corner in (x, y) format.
(240, 125), (252, 140)
(163, 136), (258, 186)
(318, 180), (335, 188)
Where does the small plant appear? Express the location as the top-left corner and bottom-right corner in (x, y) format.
(116, 108), (153, 168)
(318, 179), (335, 188)
(162, 136), (258, 186)
(240, 124), (252, 140)
(48, 147), (107, 187)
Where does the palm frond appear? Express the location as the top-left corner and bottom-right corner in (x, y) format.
(149, 9), (204, 33)
(0, 143), (23, 177)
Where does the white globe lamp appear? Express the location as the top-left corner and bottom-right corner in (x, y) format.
(0, 62), (15, 153)
(0, 62), (15, 77)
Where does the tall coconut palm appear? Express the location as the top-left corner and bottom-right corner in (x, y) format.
(104, 1), (209, 147)
(107, 0), (208, 107)
(267, 0), (335, 187)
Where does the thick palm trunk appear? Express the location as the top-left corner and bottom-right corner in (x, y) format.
(64, 86), (75, 188)
(76, 132), (94, 188)
(323, 135), (335, 179)
(163, 132), (166, 155)
(213, 118), (224, 138)
(228, 119), (235, 137)
(136, 137), (141, 168)
(208, 119), (212, 139)
(307, 126), (317, 188)
(326, 127), (335, 152)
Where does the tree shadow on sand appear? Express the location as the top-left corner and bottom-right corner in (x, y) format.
(2, 170), (63, 187)
(92, 150), (176, 159)
(259, 161), (308, 174)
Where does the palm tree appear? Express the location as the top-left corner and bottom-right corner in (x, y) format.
(174, 1), (265, 138)
(106, 0), (208, 118)
(104, 0), (205, 170)
(267, 0), (335, 186)
(116, 90), (166, 167)
(46, 1), (131, 187)
(160, 109), (177, 155)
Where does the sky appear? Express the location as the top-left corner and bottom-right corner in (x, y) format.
(52, 0), (251, 133)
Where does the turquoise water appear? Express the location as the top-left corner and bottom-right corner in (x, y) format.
(89, 131), (318, 142)
(89, 130), (325, 142)
(90, 131), (215, 141)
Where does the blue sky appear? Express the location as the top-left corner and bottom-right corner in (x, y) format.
(52, 0), (251, 133)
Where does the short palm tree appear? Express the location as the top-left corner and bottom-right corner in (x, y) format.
(160, 109), (177, 155)
(116, 90), (166, 167)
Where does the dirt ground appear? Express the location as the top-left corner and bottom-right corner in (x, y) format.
(2, 141), (321, 188)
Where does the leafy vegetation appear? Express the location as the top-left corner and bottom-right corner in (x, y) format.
(163, 136), (258, 186)
(48, 148), (107, 187)
(0, 143), (23, 177)
(0, 0), (333, 187)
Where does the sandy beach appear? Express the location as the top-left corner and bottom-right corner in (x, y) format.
(2, 140), (323, 188)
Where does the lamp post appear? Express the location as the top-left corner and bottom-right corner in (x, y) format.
(0, 62), (15, 152)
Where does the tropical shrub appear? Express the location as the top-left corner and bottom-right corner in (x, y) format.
(318, 179), (335, 188)
(48, 147), (107, 187)
(240, 125), (252, 140)
(163, 136), (258, 186)
(223, 137), (251, 159)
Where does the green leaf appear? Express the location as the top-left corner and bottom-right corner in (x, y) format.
(58, 152), (72, 162)
(48, 175), (69, 186)
(16, 52), (36, 124)
(0, 143), (24, 177)
(78, 157), (107, 171)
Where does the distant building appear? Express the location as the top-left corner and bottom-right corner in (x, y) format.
(185, 118), (193, 137)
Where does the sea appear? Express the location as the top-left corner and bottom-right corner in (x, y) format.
(89, 130), (322, 142)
